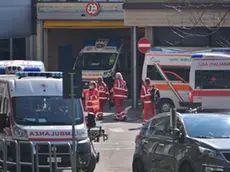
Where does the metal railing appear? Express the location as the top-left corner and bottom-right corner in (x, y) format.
(0, 138), (72, 172)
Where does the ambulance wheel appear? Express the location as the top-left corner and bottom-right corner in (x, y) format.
(158, 99), (175, 113)
(87, 152), (97, 172)
(77, 152), (96, 172)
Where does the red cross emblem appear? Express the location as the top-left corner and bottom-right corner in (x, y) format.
(210, 77), (216, 82)
(41, 84), (47, 88)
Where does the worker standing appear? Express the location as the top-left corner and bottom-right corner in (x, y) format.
(111, 72), (128, 121)
(96, 77), (109, 120)
(141, 78), (160, 123)
(82, 81), (100, 116)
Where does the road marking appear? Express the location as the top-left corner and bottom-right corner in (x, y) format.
(109, 128), (124, 132)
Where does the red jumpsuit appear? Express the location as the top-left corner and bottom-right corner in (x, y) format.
(141, 84), (156, 121)
(112, 79), (128, 117)
(82, 88), (100, 114)
(97, 82), (109, 115)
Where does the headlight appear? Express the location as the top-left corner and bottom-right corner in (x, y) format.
(75, 128), (88, 140)
(199, 146), (222, 159)
(103, 71), (113, 78)
(13, 126), (27, 138)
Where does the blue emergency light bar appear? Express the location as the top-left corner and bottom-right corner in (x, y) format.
(191, 54), (203, 58)
(15, 72), (63, 78)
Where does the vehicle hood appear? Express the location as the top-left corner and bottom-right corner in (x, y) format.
(195, 138), (230, 150)
(82, 70), (106, 80)
(21, 123), (86, 140)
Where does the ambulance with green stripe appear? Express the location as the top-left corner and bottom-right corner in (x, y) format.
(142, 47), (230, 112)
(78, 39), (124, 90)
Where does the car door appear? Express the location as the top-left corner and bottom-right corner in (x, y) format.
(140, 119), (159, 171)
(163, 118), (187, 172)
(148, 116), (170, 172)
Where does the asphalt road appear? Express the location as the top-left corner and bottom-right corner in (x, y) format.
(93, 112), (141, 172)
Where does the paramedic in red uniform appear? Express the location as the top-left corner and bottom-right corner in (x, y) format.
(141, 78), (160, 122)
(82, 81), (100, 116)
(96, 77), (109, 120)
(111, 72), (128, 121)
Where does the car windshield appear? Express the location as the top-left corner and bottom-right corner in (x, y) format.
(183, 116), (230, 138)
(12, 96), (83, 126)
(79, 52), (117, 70)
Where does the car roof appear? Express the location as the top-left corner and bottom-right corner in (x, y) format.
(151, 112), (230, 120)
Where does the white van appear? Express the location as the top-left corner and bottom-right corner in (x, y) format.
(78, 39), (124, 89)
(142, 47), (230, 112)
(189, 53), (230, 110)
(0, 71), (97, 172)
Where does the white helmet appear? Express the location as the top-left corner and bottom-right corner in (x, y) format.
(115, 72), (123, 80)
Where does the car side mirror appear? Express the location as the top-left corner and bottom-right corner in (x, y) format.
(172, 128), (184, 142)
(86, 113), (96, 128)
(0, 114), (9, 130)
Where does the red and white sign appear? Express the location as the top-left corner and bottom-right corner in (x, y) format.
(138, 38), (151, 53)
(85, 2), (100, 16)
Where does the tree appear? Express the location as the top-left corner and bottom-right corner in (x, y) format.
(162, 0), (230, 46)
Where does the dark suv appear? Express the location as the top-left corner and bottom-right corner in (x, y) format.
(133, 112), (230, 172)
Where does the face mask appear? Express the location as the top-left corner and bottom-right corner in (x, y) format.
(89, 85), (94, 89)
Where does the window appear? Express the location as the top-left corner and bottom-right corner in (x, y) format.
(147, 65), (190, 82)
(155, 27), (181, 46)
(195, 70), (230, 89)
(147, 116), (169, 136)
(154, 27), (210, 47)
(211, 28), (230, 47)
(183, 116), (230, 138)
(180, 28), (210, 47)
(13, 38), (26, 60)
(0, 39), (10, 60)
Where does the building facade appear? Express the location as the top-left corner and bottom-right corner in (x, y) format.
(36, 0), (128, 70)
(0, 0), (36, 61)
(123, 0), (230, 48)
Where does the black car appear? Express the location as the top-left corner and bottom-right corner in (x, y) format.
(133, 112), (230, 172)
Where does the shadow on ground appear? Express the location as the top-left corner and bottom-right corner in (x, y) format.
(99, 106), (143, 124)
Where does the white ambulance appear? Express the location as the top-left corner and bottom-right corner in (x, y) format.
(78, 39), (124, 89)
(0, 60), (45, 74)
(142, 47), (230, 112)
(0, 72), (96, 172)
(189, 53), (230, 110)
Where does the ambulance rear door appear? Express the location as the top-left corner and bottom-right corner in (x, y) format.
(193, 59), (230, 109)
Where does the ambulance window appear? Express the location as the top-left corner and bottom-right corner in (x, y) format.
(147, 65), (163, 80)
(195, 70), (230, 89)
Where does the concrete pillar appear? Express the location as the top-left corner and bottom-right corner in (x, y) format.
(145, 27), (153, 46)
(10, 38), (13, 60)
(26, 35), (37, 60)
(36, 20), (44, 61)
(44, 29), (48, 69)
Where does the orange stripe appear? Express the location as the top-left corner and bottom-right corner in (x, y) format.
(155, 84), (190, 91)
(29, 138), (73, 141)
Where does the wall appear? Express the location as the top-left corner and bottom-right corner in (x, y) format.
(124, 9), (230, 27)
(0, 0), (32, 39)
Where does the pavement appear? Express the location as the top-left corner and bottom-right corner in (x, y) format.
(92, 100), (142, 172)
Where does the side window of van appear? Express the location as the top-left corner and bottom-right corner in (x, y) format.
(147, 65), (188, 82)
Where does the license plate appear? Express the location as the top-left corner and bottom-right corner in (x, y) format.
(47, 157), (62, 163)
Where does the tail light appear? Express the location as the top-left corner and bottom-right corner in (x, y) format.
(135, 133), (141, 142)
